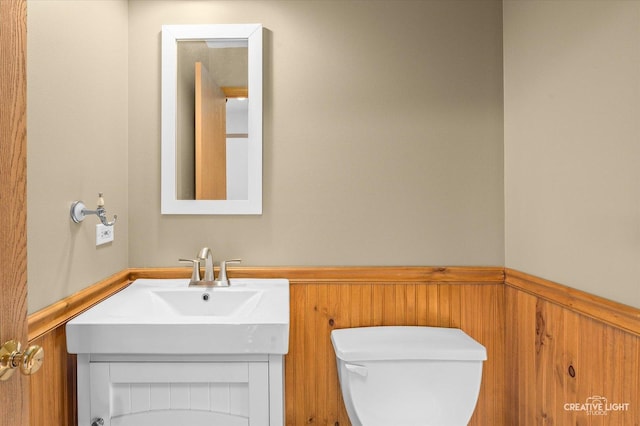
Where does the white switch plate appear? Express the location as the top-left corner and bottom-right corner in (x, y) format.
(96, 224), (114, 246)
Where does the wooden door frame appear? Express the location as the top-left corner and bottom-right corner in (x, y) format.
(0, 0), (29, 425)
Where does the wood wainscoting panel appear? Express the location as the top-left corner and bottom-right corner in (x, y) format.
(505, 268), (640, 337)
(285, 280), (506, 426)
(27, 266), (640, 425)
(29, 326), (77, 426)
(505, 273), (640, 425)
(27, 267), (505, 426)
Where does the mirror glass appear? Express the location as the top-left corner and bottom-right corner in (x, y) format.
(161, 24), (262, 214)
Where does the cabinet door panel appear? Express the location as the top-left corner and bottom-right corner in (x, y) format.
(89, 362), (268, 425)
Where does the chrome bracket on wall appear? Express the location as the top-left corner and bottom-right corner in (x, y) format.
(70, 192), (117, 226)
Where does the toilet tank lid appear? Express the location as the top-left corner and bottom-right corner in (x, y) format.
(331, 326), (487, 362)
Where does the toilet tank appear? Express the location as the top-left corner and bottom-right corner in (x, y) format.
(331, 326), (487, 426)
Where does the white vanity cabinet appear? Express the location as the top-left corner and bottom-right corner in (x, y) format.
(66, 278), (290, 426)
(77, 355), (284, 426)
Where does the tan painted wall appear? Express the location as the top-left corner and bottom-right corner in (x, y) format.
(26, 0), (503, 312)
(504, 0), (640, 307)
(127, 0), (505, 267)
(27, 0), (129, 313)
(26, 0), (639, 314)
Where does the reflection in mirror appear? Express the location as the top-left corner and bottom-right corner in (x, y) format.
(176, 40), (247, 200)
(161, 24), (262, 214)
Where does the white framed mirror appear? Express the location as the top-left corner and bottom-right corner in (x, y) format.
(161, 24), (262, 215)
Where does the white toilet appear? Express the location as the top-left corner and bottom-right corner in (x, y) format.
(331, 326), (487, 426)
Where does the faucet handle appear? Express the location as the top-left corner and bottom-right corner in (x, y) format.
(217, 259), (242, 283)
(179, 258), (201, 283)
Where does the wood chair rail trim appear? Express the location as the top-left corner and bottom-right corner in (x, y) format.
(504, 268), (640, 337)
(28, 266), (640, 341)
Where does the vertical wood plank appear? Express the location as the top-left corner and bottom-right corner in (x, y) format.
(416, 284), (428, 325)
(395, 284), (407, 324)
(561, 308), (580, 425)
(535, 299), (556, 424)
(624, 332), (640, 425)
(578, 318), (605, 426)
(606, 328), (628, 426)
(338, 282), (353, 326)
(449, 284), (461, 328)
(427, 285), (439, 325)
(320, 284), (340, 424)
(405, 283), (417, 325)
(504, 286), (519, 425)
(492, 283), (506, 423)
(285, 284), (303, 424)
(303, 284), (318, 425)
(360, 283), (373, 327)
(438, 284), (451, 327)
(334, 284), (352, 424)
(348, 284), (362, 327)
(372, 284), (384, 326)
(382, 284), (395, 325)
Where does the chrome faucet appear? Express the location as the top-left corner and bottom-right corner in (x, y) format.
(180, 248), (241, 287)
(198, 247), (215, 282)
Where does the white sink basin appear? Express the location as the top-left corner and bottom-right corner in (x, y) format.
(66, 278), (289, 355)
(152, 288), (262, 317)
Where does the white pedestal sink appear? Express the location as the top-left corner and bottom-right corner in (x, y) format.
(66, 278), (290, 426)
